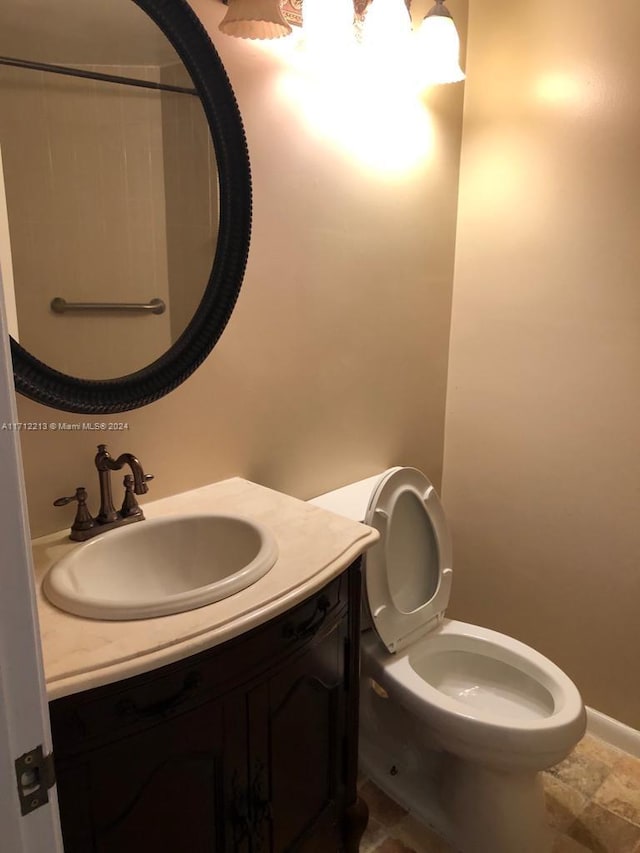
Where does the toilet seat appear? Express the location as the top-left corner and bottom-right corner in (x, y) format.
(364, 467), (453, 653)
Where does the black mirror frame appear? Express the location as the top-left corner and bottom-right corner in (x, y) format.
(10, 0), (251, 414)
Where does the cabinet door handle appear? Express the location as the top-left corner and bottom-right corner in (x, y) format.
(283, 595), (330, 642)
(116, 671), (202, 720)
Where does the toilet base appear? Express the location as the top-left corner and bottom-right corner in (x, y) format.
(361, 734), (553, 853)
(441, 754), (552, 853)
(360, 682), (553, 853)
(360, 731), (452, 841)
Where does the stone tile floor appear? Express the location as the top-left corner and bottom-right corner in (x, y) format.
(359, 735), (640, 852)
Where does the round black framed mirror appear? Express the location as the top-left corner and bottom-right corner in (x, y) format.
(4, 0), (251, 413)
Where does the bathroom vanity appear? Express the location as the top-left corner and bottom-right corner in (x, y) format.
(33, 478), (378, 852)
(50, 568), (360, 851)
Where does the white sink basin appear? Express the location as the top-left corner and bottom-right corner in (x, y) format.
(43, 514), (279, 620)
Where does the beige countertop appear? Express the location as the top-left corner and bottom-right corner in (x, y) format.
(33, 477), (378, 700)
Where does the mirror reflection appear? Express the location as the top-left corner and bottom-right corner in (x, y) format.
(0, 0), (219, 379)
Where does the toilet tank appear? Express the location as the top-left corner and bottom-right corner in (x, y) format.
(310, 470), (397, 634)
(309, 471), (394, 521)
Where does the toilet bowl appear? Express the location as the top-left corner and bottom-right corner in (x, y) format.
(311, 467), (586, 853)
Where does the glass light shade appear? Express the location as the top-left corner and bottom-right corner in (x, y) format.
(219, 0), (292, 39)
(303, 0), (355, 53)
(416, 14), (465, 85)
(361, 0), (412, 49)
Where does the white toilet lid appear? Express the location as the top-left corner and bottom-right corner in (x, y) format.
(364, 467), (453, 654)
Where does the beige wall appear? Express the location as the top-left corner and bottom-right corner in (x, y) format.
(17, 0), (467, 538)
(0, 64), (172, 376)
(444, 0), (640, 726)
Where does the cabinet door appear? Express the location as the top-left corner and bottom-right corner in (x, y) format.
(249, 616), (348, 852)
(55, 698), (227, 853)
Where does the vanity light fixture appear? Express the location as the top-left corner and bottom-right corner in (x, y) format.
(415, 0), (465, 85)
(219, 0), (292, 39)
(217, 0), (466, 87)
(302, 0), (356, 54)
(360, 0), (412, 50)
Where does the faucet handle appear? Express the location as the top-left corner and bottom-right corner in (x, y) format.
(53, 487), (86, 508)
(120, 474), (153, 519)
(54, 487), (97, 539)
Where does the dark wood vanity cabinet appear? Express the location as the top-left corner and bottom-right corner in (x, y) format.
(49, 562), (365, 853)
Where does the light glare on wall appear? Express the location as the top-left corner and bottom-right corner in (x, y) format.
(276, 66), (435, 176)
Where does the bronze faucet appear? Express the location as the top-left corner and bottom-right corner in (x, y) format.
(94, 444), (150, 524)
(54, 444), (153, 541)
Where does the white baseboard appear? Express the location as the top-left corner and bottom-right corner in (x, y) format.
(587, 706), (640, 758)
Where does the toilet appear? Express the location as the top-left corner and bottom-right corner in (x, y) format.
(311, 467), (586, 853)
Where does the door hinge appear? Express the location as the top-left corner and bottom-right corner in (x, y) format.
(15, 745), (56, 816)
